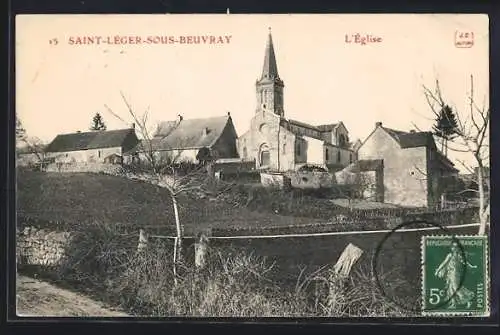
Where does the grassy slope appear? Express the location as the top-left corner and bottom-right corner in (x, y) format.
(17, 170), (325, 231)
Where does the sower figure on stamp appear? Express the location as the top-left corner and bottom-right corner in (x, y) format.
(434, 241), (477, 309)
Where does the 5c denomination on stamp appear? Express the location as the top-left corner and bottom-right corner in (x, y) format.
(421, 235), (489, 316)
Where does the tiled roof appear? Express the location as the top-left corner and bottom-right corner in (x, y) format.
(147, 115), (234, 151)
(45, 129), (136, 153)
(316, 123), (339, 132)
(382, 127), (436, 149)
(287, 119), (319, 131)
(286, 119), (342, 133)
(434, 151), (458, 172)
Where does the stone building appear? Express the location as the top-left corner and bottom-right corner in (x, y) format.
(44, 128), (139, 164)
(237, 30), (355, 172)
(356, 122), (459, 207)
(129, 113), (239, 164)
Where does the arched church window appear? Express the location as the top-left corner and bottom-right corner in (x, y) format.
(259, 143), (270, 167)
(259, 123), (268, 133)
(325, 148), (329, 161)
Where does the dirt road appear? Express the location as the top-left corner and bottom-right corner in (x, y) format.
(16, 275), (129, 317)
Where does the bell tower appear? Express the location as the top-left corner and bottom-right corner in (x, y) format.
(256, 28), (284, 117)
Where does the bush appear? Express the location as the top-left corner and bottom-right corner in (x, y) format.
(20, 221), (409, 317)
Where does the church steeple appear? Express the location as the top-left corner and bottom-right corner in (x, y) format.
(261, 28), (279, 80)
(256, 28), (284, 117)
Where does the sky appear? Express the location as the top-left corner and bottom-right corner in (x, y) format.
(16, 14), (489, 170)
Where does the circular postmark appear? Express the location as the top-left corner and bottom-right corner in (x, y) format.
(371, 220), (468, 313)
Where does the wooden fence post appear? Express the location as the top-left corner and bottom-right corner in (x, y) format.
(137, 229), (148, 253)
(328, 243), (364, 315)
(195, 228), (211, 269)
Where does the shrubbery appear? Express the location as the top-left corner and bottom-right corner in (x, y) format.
(19, 221), (408, 317)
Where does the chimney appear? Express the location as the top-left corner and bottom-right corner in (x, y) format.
(76, 130), (81, 133)
(202, 127), (209, 136)
(227, 111), (231, 116)
(131, 123), (135, 129)
(409, 129), (416, 133)
(375, 122), (382, 127)
(177, 114), (183, 122)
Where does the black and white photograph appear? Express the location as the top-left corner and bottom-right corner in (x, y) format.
(15, 13), (490, 318)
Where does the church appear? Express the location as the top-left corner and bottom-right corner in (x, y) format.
(237, 30), (356, 172)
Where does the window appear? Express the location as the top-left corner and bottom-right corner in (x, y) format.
(98, 150), (101, 158)
(243, 147), (248, 159)
(337, 151), (341, 163)
(349, 153), (353, 163)
(325, 148), (329, 161)
(283, 143), (286, 152)
(296, 142), (301, 156)
(260, 150), (270, 167)
(259, 123), (268, 133)
(259, 143), (270, 167)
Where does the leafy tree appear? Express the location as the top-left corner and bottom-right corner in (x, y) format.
(90, 112), (107, 131)
(432, 104), (458, 155)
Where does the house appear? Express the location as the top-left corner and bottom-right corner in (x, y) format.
(237, 30), (356, 173)
(356, 122), (459, 207)
(129, 113), (239, 164)
(44, 128), (139, 164)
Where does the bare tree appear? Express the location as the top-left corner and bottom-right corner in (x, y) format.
(422, 75), (490, 235)
(104, 91), (210, 283)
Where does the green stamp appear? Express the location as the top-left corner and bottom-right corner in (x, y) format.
(421, 235), (489, 316)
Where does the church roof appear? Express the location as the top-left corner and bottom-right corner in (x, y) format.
(287, 119), (319, 131)
(261, 29), (280, 81)
(143, 115), (235, 151)
(316, 123), (339, 132)
(45, 128), (136, 153)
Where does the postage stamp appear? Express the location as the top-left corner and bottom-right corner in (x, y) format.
(14, 14), (490, 318)
(421, 235), (489, 316)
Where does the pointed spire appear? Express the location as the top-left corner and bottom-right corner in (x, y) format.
(261, 27), (279, 80)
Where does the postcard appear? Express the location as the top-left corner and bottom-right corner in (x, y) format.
(15, 13), (490, 318)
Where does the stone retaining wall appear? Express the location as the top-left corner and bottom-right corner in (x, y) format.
(46, 162), (123, 174)
(17, 226), (73, 266)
